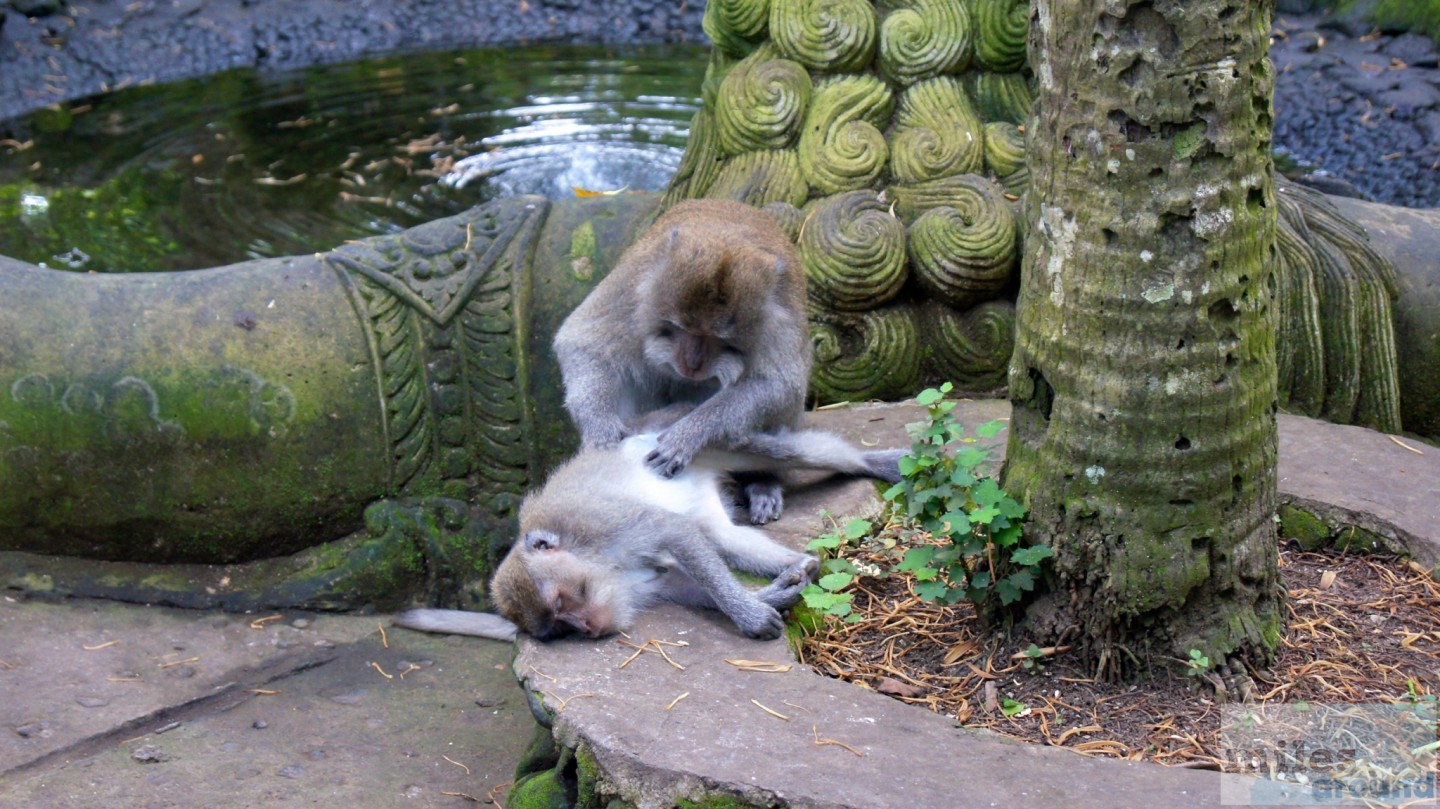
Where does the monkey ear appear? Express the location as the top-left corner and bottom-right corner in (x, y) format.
(523, 530), (561, 553)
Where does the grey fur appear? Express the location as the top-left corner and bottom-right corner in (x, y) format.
(551, 199), (811, 524)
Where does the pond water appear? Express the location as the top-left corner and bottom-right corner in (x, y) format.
(0, 44), (705, 273)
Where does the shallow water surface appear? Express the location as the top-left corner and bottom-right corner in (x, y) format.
(0, 43), (704, 272)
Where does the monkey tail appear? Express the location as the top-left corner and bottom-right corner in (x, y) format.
(392, 608), (518, 642)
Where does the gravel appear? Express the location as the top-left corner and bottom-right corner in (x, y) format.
(1272, 12), (1440, 208)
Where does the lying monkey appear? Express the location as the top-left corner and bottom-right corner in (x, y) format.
(394, 428), (904, 641)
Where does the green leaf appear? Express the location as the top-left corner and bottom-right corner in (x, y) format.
(916, 387), (945, 405)
(912, 567), (939, 581)
(1000, 698), (1027, 716)
(828, 601), (853, 618)
(818, 572), (854, 591)
(998, 497), (1027, 519)
(950, 468), (978, 488)
(992, 522), (1024, 547)
(808, 532), (843, 551)
(976, 420), (1007, 438)
(955, 447), (988, 469)
(971, 478), (1004, 507)
(898, 546), (935, 571)
(1005, 568), (1036, 592)
(843, 612), (865, 623)
(843, 518), (872, 539)
(940, 509), (971, 534)
(969, 505), (1001, 525)
(996, 578), (1023, 605)
(914, 580), (949, 602)
(821, 558), (857, 575)
(1010, 546), (1054, 566)
(897, 455), (922, 477)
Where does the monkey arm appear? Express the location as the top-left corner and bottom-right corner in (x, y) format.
(554, 338), (632, 448)
(645, 373), (804, 477)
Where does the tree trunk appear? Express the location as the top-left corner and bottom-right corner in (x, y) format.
(1002, 0), (1285, 679)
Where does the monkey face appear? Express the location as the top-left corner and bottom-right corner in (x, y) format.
(644, 321), (745, 385)
(498, 530), (624, 640)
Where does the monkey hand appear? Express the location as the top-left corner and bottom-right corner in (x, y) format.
(754, 556), (819, 610)
(644, 428), (701, 478)
(732, 600), (787, 640)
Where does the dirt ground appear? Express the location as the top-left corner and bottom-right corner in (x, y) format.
(800, 538), (1440, 770)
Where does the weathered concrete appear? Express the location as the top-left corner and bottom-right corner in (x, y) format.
(2, 400), (1436, 808)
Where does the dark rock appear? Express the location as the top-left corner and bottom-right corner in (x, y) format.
(1415, 110), (1440, 143)
(1338, 70), (1403, 96)
(1385, 32), (1440, 68)
(1377, 80), (1440, 114)
(8, 0), (62, 15)
(131, 744), (171, 763)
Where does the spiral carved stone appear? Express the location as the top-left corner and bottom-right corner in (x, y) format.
(662, 108), (725, 207)
(971, 0), (1029, 73)
(770, 0), (878, 72)
(922, 299), (1016, 391)
(983, 121), (1029, 195)
(889, 76), (985, 184)
(714, 45), (811, 156)
(810, 307), (923, 401)
(798, 74), (894, 195)
(905, 176), (1017, 308)
(801, 190), (907, 311)
(704, 0), (773, 57)
(878, 0), (971, 86)
(707, 149), (810, 207)
(762, 200), (807, 241)
(966, 70), (1036, 124)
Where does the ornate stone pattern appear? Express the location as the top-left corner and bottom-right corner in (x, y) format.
(327, 199), (549, 503)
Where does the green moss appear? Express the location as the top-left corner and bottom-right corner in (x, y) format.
(1340, 0), (1440, 38)
(507, 769), (573, 809)
(569, 221), (599, 282)
(677, 797), (763, 809)
(1332, 525), (1388, 553)
(1278, 504), (1332, 550)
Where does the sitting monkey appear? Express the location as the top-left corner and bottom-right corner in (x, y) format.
(552, 198), (811, 524)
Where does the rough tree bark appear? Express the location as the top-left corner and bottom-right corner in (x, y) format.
(1002, 0), (1286, 679)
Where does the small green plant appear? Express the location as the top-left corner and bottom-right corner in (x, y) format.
(800, 516), (875, 622)
(1183, 649), (1212, 677)
(1019, 643), (1046, 672)
(885, 383), (1050, 607)
(1000, 697), (1029, 717)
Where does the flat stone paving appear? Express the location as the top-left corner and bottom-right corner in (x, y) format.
(1, 400), (1436, 808)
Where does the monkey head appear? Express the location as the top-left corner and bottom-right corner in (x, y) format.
(638, 226), (788, 385)
(489, 529), (629, 640)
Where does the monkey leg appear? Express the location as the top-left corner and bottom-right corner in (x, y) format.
(702, 518), (810, 578)
(652, 521), (789, 639)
